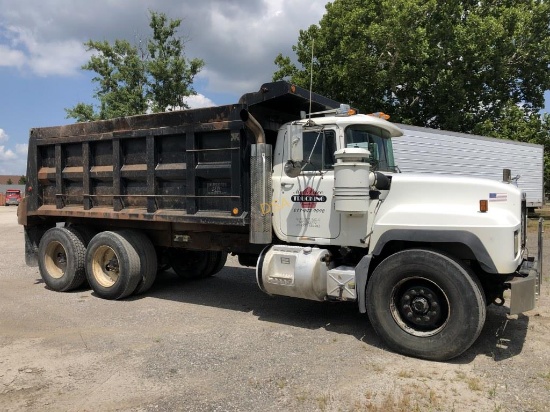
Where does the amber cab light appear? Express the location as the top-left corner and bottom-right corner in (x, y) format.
(479, 200), (488, 213)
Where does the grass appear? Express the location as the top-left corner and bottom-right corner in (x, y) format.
(454, 370), (483, 392)
(467, 377), (483, 391)
(488, 384), (497, 399)
(363, 391), (423, 412)
(539, 371), (550, 389)
(397, 370), (413, 378)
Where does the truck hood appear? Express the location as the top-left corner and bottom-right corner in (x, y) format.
(370, 172), (524, 273)
(369, 173), (523, 273)
(382, 172), (523, 223)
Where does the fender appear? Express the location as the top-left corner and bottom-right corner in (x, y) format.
(356, 229), (498, 313)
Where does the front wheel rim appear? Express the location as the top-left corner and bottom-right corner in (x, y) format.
(390, 277), (450, 337)
(91, 245), (120, 288)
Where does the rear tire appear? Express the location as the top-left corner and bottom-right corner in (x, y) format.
(366, 249), (486, 361)
(85, 231), (141, 300)
(119, 230), (157, 295)
(203, 251), (228, 277)
(38, 227), (87, 291)
(168, 249), (209, 280)
(66, 224), (96, 247)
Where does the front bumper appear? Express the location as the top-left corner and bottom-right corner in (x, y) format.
(507, 218), (544, 315)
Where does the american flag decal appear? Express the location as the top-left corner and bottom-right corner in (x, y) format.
(489, 193), (507, 202)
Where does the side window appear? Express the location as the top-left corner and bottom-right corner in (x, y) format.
(301, 130), (336, 172)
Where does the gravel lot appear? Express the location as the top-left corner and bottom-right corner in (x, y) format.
(0, 205), (549, 412)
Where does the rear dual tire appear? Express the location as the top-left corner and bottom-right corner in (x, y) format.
(85, 231), (142, 300)
(39, 228), (159, 299)
(168, 249), (227, 280)
(37, 227), (87, 292)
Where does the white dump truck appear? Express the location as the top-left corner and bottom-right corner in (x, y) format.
(19, 82), (542, 361)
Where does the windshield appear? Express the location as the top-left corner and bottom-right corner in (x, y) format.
(344, 125), (396, 172)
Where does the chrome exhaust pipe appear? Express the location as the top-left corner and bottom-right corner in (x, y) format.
(241, 110), (272, 244)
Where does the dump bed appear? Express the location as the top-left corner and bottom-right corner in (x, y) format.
(23, 82), (339, 227)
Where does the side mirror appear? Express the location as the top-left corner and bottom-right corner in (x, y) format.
(368, 142), (379, 163)
(284, 160), (304, 178)
(287, 123), (304, 164)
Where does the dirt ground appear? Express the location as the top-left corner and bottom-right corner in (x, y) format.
(0, 205), (549, 412)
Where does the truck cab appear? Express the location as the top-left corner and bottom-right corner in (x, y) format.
(272, 111), (401, 247)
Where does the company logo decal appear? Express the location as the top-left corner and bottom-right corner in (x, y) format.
(291, 187), (327, 209)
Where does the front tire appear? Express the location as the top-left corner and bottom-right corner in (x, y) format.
(366, 249), (486, 361)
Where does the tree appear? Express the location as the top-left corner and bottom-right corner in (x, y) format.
(66, 11), (204, 122)
(273, 0), (550, 133)
(475, 104), (550, 193)
(6, 178), (12, 185)
(18, 176), (26, 185)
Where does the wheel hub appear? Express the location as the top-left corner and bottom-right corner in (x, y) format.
(56, 252), (67, 266)
(398, 285), (444, 329)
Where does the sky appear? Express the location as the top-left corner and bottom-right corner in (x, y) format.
(0, 0), (329, 175)
(0, 0), (549, 176)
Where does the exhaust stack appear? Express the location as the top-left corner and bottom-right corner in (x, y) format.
(241, 110), (272, 244)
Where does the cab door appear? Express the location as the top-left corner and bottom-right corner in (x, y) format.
(277, 128), (341, 241)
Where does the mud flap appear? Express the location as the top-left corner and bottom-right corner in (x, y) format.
(507, 271), (536, 315)
(355, 254), (372, 313)
(508, 218), (543, 315)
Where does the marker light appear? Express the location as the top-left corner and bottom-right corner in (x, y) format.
(479, 200), (488, 213)
(369, 112), (390, 120)
(232, 207), (239, 216)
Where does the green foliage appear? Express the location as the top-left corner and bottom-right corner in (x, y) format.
(475, 104), (550, 193)
(66, 11), (204, 121)
(274, 0), (550, 131)
(274, 0), (550, 195)
(18, 176), (26, 185)
(146, 12), (204, 113)
(6, 178), (12, 185)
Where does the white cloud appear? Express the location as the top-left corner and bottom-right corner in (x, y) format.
(0, 145), (16, 160)
(15, 143), (28, 155)
(0, 0), (328, 83)
(184, 94), (216, 109)
(0, 44), (25, 67)
(0, 129), (8, 142)
(0, 25), (88, 76)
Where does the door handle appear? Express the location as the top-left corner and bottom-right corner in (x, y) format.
(281, 183), (294, 189)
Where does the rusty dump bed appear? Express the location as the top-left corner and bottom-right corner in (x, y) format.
(23, 81), (339, 228)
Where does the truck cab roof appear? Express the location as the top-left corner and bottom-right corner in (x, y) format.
(291, 114), (404, 138)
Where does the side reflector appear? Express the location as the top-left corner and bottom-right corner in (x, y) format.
(480, 200), (488, 213)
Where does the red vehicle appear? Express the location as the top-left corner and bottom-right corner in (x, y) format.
(5, 189), (22, 206)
